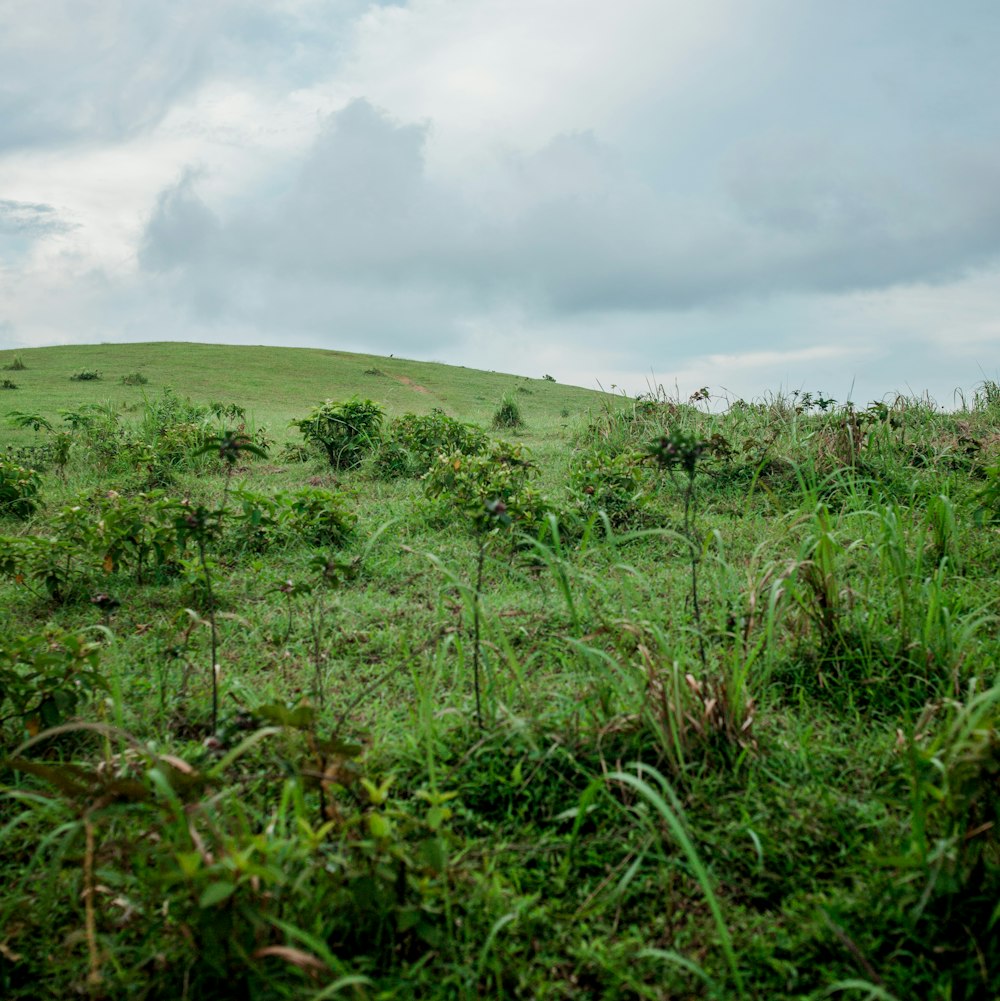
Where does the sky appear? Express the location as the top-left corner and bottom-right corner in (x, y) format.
(1, 0), (999, 404)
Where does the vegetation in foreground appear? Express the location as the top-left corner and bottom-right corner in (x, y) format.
(0, 343), (998, 1000)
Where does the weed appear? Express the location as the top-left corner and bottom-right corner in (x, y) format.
(492, 391), (526, 431)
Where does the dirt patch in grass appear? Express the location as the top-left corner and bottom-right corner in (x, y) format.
(394, 374), (431, 394)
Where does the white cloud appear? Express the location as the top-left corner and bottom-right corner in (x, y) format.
(2, 0), (999, 404)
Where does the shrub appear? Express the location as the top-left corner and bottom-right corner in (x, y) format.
(277, 441), (313, 463)
(571, 448), (652, 529)
(1, 379), (17, 390)
(374, 409), (489, 478)
(2, 354), (26, 371)
(52, 490), (190, 583)
(120, 371), (149, 386)
(424, 440), (549, 531)
(0, 459), (41, 519)
(0, 534), (89, 604)
(278, 486), (356, 546)
(69, 369), (101, 381)
(291, 398), (384, 469)
(0, 629), (106, 736)
(491, 392), (525, 431)
(543, 374), (556, 382)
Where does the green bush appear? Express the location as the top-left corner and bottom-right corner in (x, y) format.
(570, 448), (652, 529)
(374, 409), (489, 478)
(491, 392), (525, 431)
(291, 398), (384, 469)
(1, 379), (17, 390)
(2, 354), (26, 371)
(0, 629), (106, 738)
(52, 490), (190, 583)
(278, 486), (356, 546)
(0, 459), (41, 519)
(69, 369), (101, 381)
(0, 534), (90, 604)
(120, 371), (149, 386)
(423, 440), (549, 531)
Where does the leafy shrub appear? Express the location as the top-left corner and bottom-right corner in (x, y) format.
(120, 371), (149, 386)
(53, 490), (190, 583)
(277, 441), (313, 463)
(543, 374), (556, 382)
(0, 534), (89, 604)
(0, 459), (41, 519)
(570, 448), (652, 528)
(57, 403), (133, 470)
(278, 486), (356, 546)
(228, 487), (356, 551)
(291, 398), (384, 469)
(0, 629), (106, 738)
(424, 441), (549, 531)
(69, 369), (101, 381)
(2, 354), (26, 371)
(374, 409), (489, 479)
(1, 379), (17, 390)
(492, 392), (525, 431)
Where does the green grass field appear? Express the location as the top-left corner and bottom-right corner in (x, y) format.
(0, 342), (609, 449)
(1, 343), (998, 1000)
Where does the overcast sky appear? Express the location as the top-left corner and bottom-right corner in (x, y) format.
(1, 0), (998, 403)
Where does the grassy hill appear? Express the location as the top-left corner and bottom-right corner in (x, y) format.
(0, 342), (613, 447)
(0, 344), (998, 999)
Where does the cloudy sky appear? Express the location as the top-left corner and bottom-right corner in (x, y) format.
(1, 0), (998, 403)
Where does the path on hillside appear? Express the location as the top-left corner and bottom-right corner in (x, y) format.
(393, 374), (431, 395)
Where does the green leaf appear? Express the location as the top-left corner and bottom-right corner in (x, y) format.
(199, 880), (236, 908)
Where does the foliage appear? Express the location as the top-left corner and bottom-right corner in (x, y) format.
(0, 534), (90, 604)
(1, 348), (999, 999)
(423, 440), (549, 532)
(491, 391), (526, 431)
(374, 408), (489, 478)
(120, 371), (149, 386)
(2, 355), (26, 371)
(0, 716), (469, 998)
(974, 464), (1000, 525)
(0, 460), (41, 519)
(0, 629), (106, 738)
(277, 487), (357, 547)
(69, 369), (101, 381)
(53, 490), (190, 583)
(291, 397), (384, 469)
(570, 446), (652, 529)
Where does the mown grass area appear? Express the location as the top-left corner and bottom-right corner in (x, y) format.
(1, 344), (998, 1000)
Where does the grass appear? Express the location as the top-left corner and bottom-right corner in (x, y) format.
(0, 344), (998, 999)
(0, 343), (606, 450)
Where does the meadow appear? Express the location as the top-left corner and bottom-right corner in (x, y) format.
(0, 342), (997, 1000)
